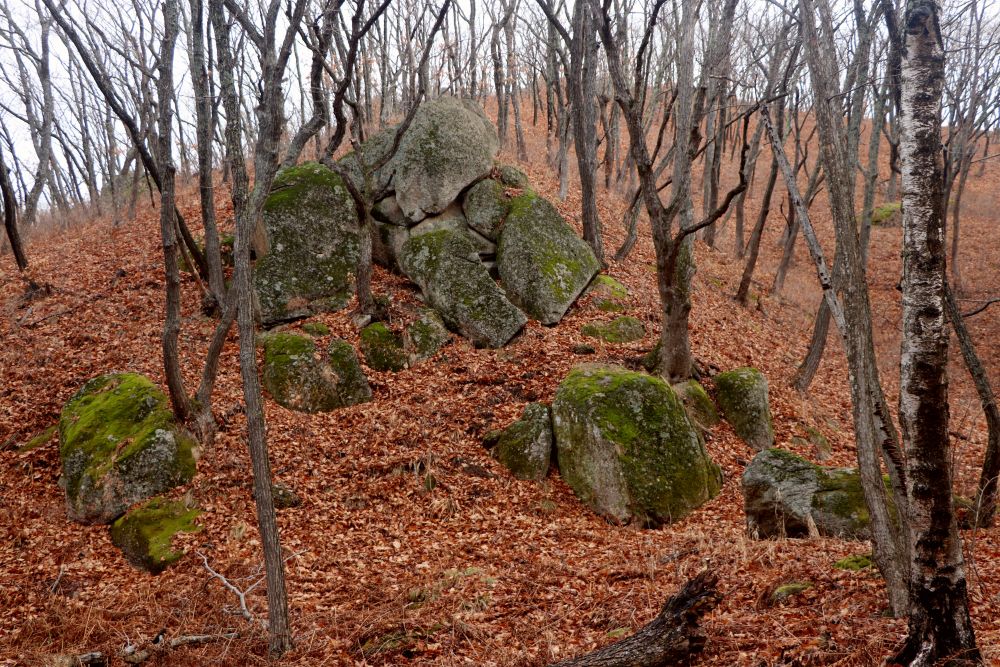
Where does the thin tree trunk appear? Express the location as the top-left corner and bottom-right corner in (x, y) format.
(894, 1), (978, 659)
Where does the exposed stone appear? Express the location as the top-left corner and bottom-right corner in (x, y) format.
(399, 228), (526, 348)
(581, 316), (647, 343)
(672, 380), (720, 431)
(714, 367), (775, 450)
(552, 365), (722, 527)
(360, 322), (408, 372)
(371, 219), (410, 271)
(109, 496), (201, 574)
(496, 163), (530, 189)
(462, 178), (510, 241)
(254, 162), (359, 325)
(59, 373), (198, 524)
(742, 448), (882, 540)
(301, 321), (330, 337)
(261, 333), (372, 412)
(272, 481), (302, 509)
(487, 403), (553, 481)
(497, 191), (600, 325)
(404, 308), (451, 363)
(393, 97), (499, 221)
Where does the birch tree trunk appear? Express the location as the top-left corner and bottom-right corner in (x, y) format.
(894, 0), (979, 661)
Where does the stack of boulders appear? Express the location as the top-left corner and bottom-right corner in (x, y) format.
(252, 96), (600, 348)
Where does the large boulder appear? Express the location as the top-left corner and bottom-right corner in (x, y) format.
(498, 191), (600, 325)
(254, 162), (360, 325)
(673, 380), (721, 432)
(462, 178), (510, 241)
(58, 373), (198, 524)
(109, 496), (201, 574)
(336, 125), (399, 195)
(742, 448), (879, 540)
(262, 333), (372, 412)
(714, 367), (775, 450)
(552, 365), (722, 527)
(486, 402), (553, 481)
(393, 97), (499, 221)
(399, 229), (527, 348)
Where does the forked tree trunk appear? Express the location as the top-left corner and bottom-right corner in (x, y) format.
(893, 0), (979, 661)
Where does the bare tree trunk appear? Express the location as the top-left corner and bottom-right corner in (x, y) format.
(945, 286), (1000, 528)
(735, 154), (778, 306)
(156, 0), (193, 424)
(0, 145), (28, 271)
(894, 1), (979, 659)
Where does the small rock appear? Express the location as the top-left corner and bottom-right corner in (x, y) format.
(714, 367), (775, 450)
(272, 481), (302, 509)
(360, 322), (408, 372)
(488, 403), (553, 481)
(581, 316), (647, 343)
(109, 496), (201, 574)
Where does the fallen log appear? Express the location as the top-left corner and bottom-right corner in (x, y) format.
(550, 571), (721, 667)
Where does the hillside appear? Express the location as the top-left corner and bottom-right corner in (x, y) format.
(2, 114), (1000, 666)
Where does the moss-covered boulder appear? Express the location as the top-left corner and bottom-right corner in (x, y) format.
(337, 125), (400, 196)
(742, 448), (880, 540)
(714, 367), (775, 450)
(400, 228), (526, 348)
(58, 373), (198, 524)
(497, 191), (600, 325)
(109, 496), (201, 574)
(462, 178), (510, 242)
(497, 163), (529, 189)
(581, 316), (646, 343)
(404, 308), (450, 363)
(673, 380), (720, 431)
(360, 322), (408, 372)
(262, 333), (372, 412)
(254, 162), (360, 326)
(552, 365), (722, 527)
(585, 274), (629, 312)
(393, 97), (499, 221)
(487, 403), (553, 481)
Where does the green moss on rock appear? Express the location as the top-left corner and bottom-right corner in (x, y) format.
(462, 178), (510, 241)
(59, 373), (198, 524)
(772, 581), (812, 602)
(360, 322), (408, 372)
(714, 367), (775, 450)
(552, 365), (722, 527)
(496, 163), (529, 189)
(404, 308), (450, 363)
(497, 191), (600, 325)
(672, 380), (720, 430)
(254, 162), (360, 325)
(301, 321), (331, 336)
(834, 554), (874, 571)
(742, 448), (883, 540)
(488, 403), (553, 481)
(400, 229), (526, 348)
(109, 496), (201, 573)
(581, 316), (647, 344)
(262, 333), (372, 412)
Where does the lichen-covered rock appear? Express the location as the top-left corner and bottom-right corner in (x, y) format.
(262, 333), (372, 412)
(673, 380), (720, 431)
(552, 365), (722, 527)
(254, 162), (360, 325)
(109, 496), (201, 574)
(409, 203), (469, 237)
(581, 316), (646, 343)
(59, 373), (198, 524)
(742, 448), (879, 540)
(393, 97), (499, 221)
(404, 308), (450, 363)
(272, 481), (302, 509)
(585, 275), (628, 312)
(462, 178), (510, 241)
(372, 195), (409, 226)
(399, 228), (526, 348)
(496, 163), (529, 189)
(488, 403), (553, 481)
(714, 367), (775, 450)
(360, 322), (408, 372)
(498, 191), (600, 325)
(337, 125), (399, 195)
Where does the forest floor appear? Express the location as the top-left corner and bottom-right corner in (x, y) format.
(2, 113), (1000, 666)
